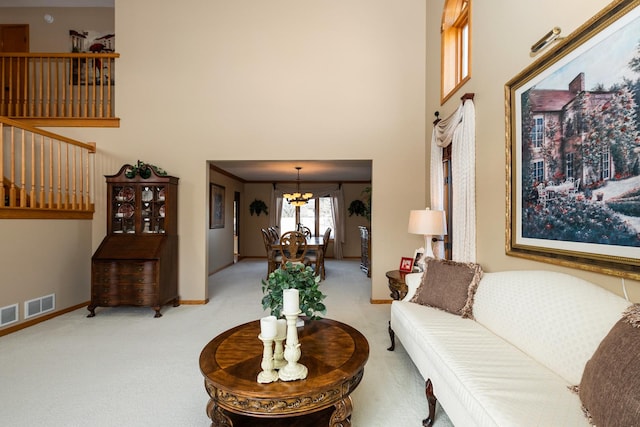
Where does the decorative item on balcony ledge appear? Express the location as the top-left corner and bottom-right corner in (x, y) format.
(249, 199), (268, 216)
(261, 262), (326, 320)
(124, 160), (167, 179)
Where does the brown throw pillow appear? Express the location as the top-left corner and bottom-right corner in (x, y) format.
(409, 258), (482, 318)
(579, 304), (640, 426)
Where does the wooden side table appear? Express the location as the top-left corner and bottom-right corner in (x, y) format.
(386, 270), (408, 301)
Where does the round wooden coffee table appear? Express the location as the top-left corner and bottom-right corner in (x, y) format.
(199, 318), (369, 427)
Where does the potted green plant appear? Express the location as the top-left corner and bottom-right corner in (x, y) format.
(261, 263), (327, 319)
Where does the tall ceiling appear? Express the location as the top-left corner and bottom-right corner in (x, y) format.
(210, 160), (372, 183)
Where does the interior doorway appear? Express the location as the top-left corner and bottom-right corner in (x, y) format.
(0, 24), (29, 116)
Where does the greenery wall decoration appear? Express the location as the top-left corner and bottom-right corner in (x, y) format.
(249, 199), (268, 216)
(348, 200), (367, 217)
(348, 187), (372, 220)
(261, 263), (326, 319)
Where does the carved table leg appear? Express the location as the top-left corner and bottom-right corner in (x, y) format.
(206, 399), (233, 427)
(329, 396), (353, 427)
(422, 378), (437, 427)
(387, 321), (395, 351)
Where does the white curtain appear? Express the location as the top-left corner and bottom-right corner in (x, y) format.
(430, 99), (476, 262)
(270, 183), (345, 259)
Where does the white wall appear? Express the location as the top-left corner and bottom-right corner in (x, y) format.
(0, 7), (114, 327)
(425, 0), (640, 301)
(93, 0), (427, 302)
(0, 220), (92, 318)
(6, 0), (634, 333)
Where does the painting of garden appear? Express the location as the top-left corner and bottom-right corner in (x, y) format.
(520, 13), (640, 249)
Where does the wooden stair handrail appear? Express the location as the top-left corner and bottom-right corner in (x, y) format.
(1, 119), (95, 218)
(0, 117), (95, 152)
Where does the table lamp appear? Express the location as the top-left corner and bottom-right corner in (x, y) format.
(408, 208), (447, 259)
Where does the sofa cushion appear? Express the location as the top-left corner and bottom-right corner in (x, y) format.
(391, 300), (590, 427)
(410, 258), (482, 318)
(473, 271), (631, 385)
(579, 304), (640, 426)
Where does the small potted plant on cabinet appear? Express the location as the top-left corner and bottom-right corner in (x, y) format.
(261, 263), (327, 320)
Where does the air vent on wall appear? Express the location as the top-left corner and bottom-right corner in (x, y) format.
(0, 304), (19, 327)
(24, 294), (55, 319)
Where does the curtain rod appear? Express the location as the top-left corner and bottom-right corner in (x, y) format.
(433, 92), (475, 124)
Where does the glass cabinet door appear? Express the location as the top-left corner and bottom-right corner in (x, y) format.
(112, 185), (136, 233)
(141, 185), (166, 234)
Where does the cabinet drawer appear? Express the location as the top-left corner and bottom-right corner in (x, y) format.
(115, 273), (156, 284)
(92, 284), (118, 296)
(118, 262), (155, 275)
(93, 261), (155, 274)
(118, 283), (157, 295)
(93, 296), (120, 306)
(119, 294), (157, 306)
(93, 272), (156, 284)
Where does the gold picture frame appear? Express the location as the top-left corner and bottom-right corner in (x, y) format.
(505, 0), (640, 280)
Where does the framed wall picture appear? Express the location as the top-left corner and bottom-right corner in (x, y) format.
(399, 257), (414, 273)
(210, 183), (225, 229)
(505, 0), (640, 280)
(413, 249), (426, 272)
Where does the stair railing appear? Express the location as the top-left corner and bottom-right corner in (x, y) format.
(1, 117), (95, 219)
(1, 52), (119, 127)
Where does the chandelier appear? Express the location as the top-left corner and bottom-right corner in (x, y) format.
(283, 167), (313, 206)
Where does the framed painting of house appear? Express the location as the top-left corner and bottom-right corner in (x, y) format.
(210, 183), (225, 229)
(506, 0), (640, 280)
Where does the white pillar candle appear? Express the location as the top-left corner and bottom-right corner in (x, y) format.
(260, 315), (277, 339)
(276, 318), (287, 338)
(283, 288), (300, 314)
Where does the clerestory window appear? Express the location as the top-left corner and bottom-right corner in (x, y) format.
(441, 0), (471, 104)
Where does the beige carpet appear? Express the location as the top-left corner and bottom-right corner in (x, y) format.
(0, 259), (453, 426)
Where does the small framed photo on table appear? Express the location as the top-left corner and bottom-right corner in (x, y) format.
(399, 257), (414, 273)
(413, 249), (425, 272)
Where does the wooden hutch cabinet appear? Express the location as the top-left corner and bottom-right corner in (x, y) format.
(88, 163), (179, 318)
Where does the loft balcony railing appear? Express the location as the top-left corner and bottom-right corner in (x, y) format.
(1, 117), (96, 219)
(1, 52), (119, 127)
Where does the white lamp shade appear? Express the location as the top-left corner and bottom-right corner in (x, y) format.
(408, 209), (447, 236)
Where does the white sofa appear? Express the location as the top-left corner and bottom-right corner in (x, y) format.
(389, 270), (630, 427)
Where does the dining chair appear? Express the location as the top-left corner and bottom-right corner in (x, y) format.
(267, 226), (279, 243)
(261, 228), (282, 278)
(279, 231), (311, 268)
(308, 227), (331, 280)
(300, 226), (312, 240)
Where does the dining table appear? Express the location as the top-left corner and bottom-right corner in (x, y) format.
(272, 235), (325, 255)
(271, 235), (326, 274)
